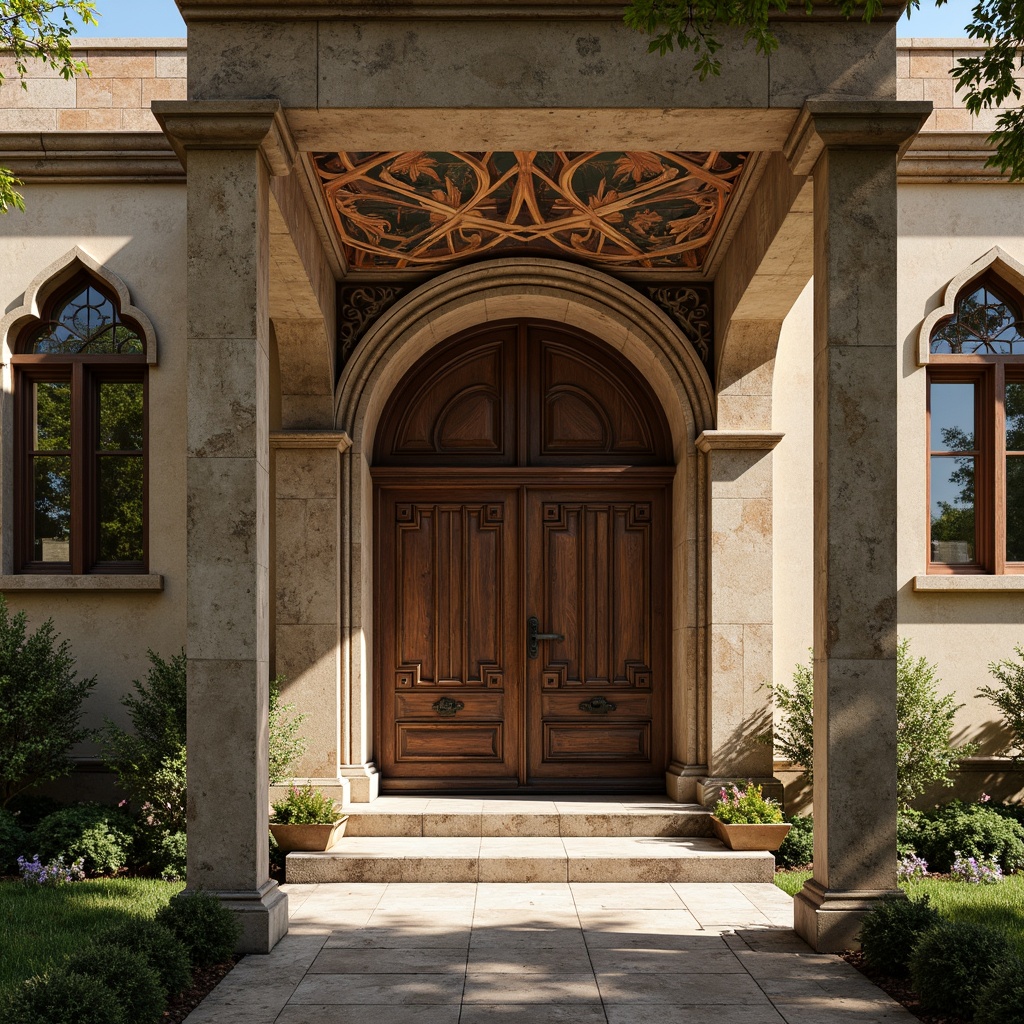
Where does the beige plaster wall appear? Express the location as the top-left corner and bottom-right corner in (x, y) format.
(0, 182), (187, 747)
(898, 183), (1024, 764)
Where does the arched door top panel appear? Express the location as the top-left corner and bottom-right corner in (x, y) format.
(374, 320), (672, 466)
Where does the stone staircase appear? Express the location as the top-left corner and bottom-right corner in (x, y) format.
(285, 796), (775, 884)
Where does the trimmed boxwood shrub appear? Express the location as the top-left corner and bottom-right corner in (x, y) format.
(100, 918), (192, 999)
(975, 958), (1024, 1024)
(858, 895), (940, 978)
(65, 945), (164, 1024)
(915, 801), (1024, 873)
(775, 814), (813, 869)
(2, 972), (126, 1024)
(0, 807), (26, 873)
(155, 889), (241, 968)
(32, 803), (134, 875)
(909, 920), (1012, 1019)
(136, 827), (186, 881)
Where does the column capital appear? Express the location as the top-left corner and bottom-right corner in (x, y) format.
(270, 430), (352, 453)
(152, 100), (297, 176)
(785, 99), (933, 177)
(695, 429), (784, 454)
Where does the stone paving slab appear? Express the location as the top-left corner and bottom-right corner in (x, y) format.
(183, 882), (918, 1024)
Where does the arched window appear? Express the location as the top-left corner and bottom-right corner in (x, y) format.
(928, 273), (1024, 574)
(13, 272), (148, 573)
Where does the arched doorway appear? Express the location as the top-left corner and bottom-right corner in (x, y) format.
(372, 318), (674, 792)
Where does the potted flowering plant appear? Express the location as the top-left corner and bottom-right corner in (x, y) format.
(711, 782), (791, 851)
(269, 784), (348, 853)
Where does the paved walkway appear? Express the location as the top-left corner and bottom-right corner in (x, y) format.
(184, 882), (915, 1023)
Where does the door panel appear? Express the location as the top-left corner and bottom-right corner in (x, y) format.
(377, 486), (520, 785)
(525, 487), (668, 782)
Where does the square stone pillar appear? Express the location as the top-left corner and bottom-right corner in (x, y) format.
(786, 100), (930, 952)
(271, 430), (351, 807)
(154, 101), (298, 954)
(696, 430), (783, 807)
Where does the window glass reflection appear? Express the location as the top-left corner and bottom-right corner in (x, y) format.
(930, 382), (975, 452)
(32, 456), (71, 561)
(931, 454), (976, 564)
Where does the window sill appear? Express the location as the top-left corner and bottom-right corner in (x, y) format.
(913, 574), (1024, 592)
(0, 574), (163, 591)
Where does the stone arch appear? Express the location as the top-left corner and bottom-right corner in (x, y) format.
(333, 258), (715, 799)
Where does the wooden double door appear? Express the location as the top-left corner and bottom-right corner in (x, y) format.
(373, 321), (672, 792)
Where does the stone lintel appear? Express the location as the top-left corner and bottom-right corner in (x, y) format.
(152, 100), (297, 176)
(0, 132), (184, 183)
(900, 131), (1015, 185)
(270, 430), (351, 453)
(695, 430), (784, 453)
(0, 574), (164, 591)
(794, 878), (904, 952)
(786, 99), (933, 177)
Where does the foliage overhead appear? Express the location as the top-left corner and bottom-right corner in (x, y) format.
(624, 0), (1024, 181)
(0, 2), (97, 212)
(0, 596), (97, 807)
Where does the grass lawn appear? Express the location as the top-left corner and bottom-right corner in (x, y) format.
(0, 878), (183, 999)
(774, 870), (1024, 955)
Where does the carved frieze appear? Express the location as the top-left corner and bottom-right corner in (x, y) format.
(338, 284), (407, 367)
(644, 284), (714, 377)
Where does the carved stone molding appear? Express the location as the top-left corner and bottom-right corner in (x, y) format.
(644, 284), (714, 375)
(338, 285), (408, 367)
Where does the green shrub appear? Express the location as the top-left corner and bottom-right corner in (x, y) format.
(269, 675), (307, 785)
(974, 958), (1024, 1024)
(897, 808), (922, 858)
(772, 640), (978, 806)
(858, 895), (941, 978)
(32, 803), (134, 876)
(0, 807), (27, 873)
(775, 814), (813, 869)
(145, 828), (186, 881)
(909, 921), (1012, 1019)
(978, 644), (1024, 759)
(99, 918), (192, 999)
(915, 801), (1024, 873)
(66, 945), (164, 1024)
(271, 784), (340, 825)
(2, 972), (126, 1024)
(0, 597), (97, 808)
(155, 889), (240, 967)
(990, 801), (1024, 826)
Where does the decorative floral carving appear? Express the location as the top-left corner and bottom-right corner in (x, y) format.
(338, 285), (407, 366)
(645, 284), (714, 372)
(314, 151), (747, 271)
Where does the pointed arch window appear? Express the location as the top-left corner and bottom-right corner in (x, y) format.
(13, 272), (148, 574)
(928, 273), (1024, 574)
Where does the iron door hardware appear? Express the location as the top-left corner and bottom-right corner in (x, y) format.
(527, 616), (565, 659)
(579, 696), (617, 714)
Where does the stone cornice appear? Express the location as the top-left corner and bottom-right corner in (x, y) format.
(0, 132), (184, 183)
(785, 99), (933, 177)
(270, 430), (351, 453)
(695, 430), (784, 453)
(899, 131), (1019, 184)
(152, 100), (297, 177)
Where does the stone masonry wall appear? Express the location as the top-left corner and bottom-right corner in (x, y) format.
(0, 38), (1017, 135)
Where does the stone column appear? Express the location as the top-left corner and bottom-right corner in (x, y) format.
(271, 430), (351, 807)
(786, 100), (930, 952)
(696, 430), (783, 807)
(153, 101), (297, 954)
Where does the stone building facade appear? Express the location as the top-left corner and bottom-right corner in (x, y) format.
(1, 2), (1023, 953)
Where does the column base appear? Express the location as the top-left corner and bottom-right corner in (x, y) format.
(340, 762), (380, 802)
(794, 878), (904, 952)
(665, 763), (707, 803)
(201, 880), (289, 954)
(270, 776), (351, 808)
(695, 776), (785, 808)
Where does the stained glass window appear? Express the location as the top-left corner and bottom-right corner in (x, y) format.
(930, 278), (1024, 355)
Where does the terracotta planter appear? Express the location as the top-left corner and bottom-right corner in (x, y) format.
(711, 817), (791, 852)
(270, 817), (349, 853)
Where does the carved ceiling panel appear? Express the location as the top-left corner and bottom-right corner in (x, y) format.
(313, 151), (747, 272)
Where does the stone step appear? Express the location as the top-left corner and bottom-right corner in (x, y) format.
(342, 797), (714, 839)
(285, 836), (773, 884)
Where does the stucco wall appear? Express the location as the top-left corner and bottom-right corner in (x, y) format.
(0, 182), (187, 748)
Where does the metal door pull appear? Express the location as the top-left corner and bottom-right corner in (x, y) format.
(527, 615), (564, 659)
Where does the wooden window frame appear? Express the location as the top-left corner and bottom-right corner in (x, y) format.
(13, 353), (149, 576)
(927, 356), (1024, 575)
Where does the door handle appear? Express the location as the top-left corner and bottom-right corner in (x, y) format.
(527, 615), (564, 659)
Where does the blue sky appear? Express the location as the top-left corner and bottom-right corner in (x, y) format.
(73, 0), (977, 40)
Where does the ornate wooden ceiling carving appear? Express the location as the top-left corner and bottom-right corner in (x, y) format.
(313, 151), (747, 271)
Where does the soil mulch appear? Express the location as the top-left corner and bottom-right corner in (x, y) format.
(163, 956), (241, 1023)
(841, 950), (969, 1024)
